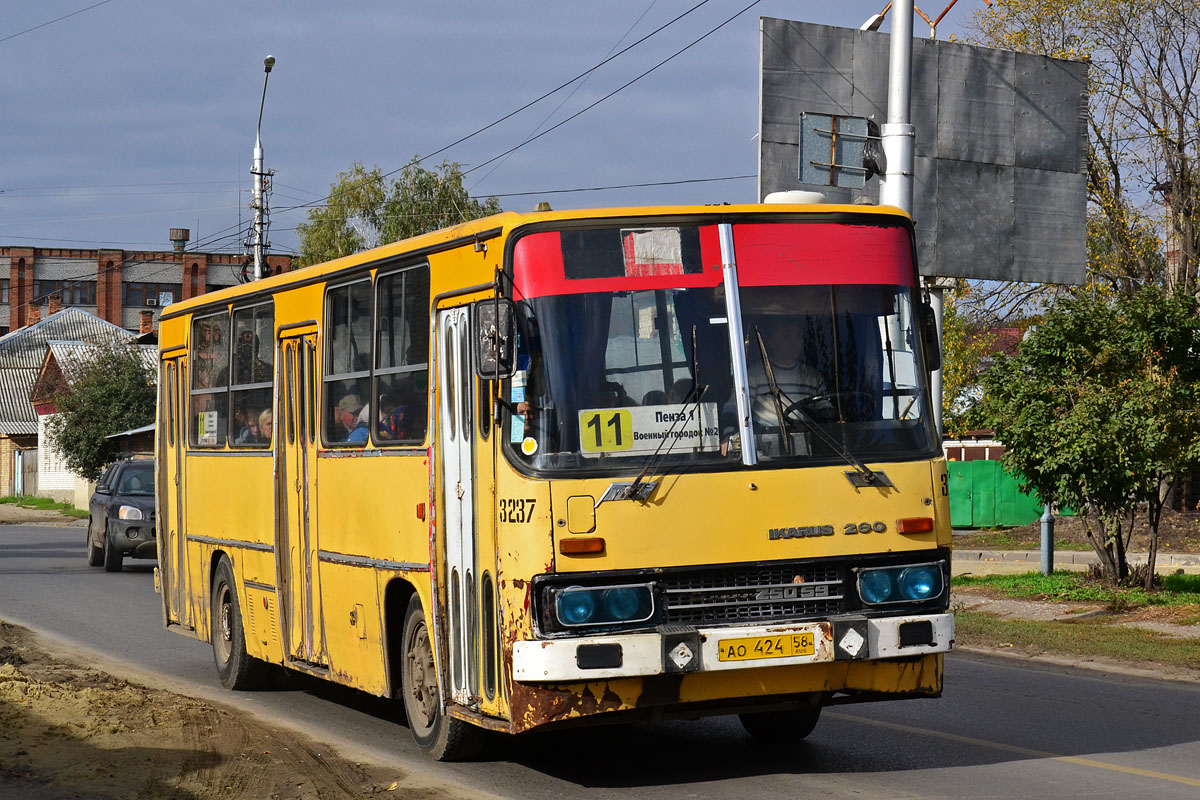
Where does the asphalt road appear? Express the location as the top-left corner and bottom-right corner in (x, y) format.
(3, 522), (1199, 799)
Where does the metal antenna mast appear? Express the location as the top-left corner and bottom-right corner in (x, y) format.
(248, 55), (276, 281)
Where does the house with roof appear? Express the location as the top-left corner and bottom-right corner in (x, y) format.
(0, 307), (132, 498)
(29, 339), (157, 503)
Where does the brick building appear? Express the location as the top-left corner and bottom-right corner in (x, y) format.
(1, 245), (292, 336)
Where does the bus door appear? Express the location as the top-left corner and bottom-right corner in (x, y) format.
(437, 307), (477, 705)
(276, 329), (326, 666)
(160, 355), (192, 630)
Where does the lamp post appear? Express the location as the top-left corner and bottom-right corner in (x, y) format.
(249, 55), (276, 281)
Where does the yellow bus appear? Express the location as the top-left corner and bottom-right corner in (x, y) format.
(155, 201), (954, 760)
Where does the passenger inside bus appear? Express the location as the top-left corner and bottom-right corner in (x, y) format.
(337, 394), (369, 443)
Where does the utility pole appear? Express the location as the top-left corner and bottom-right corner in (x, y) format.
(248, 55), (276, 281)
(877, 1), (944, 436)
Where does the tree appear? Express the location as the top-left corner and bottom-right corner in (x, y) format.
(973, 0), (1200, 295)
(45, 343), (156, 481)
(980, 286), (1200, 585)
(296, 159), (502, 267)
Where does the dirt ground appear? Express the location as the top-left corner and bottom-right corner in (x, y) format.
(0, 622), (465, 800)
(0, 505), (87, 526)
(955, 507), (1200, 553)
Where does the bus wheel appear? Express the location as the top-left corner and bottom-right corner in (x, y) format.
(738, 706), (822, 742)
(211, 556), (269, 690)
(400, 595), (486, 761)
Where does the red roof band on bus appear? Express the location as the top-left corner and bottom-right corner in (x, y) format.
(512, 222), (916, 300)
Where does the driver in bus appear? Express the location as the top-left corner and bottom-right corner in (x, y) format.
(747, 316), (828, 428)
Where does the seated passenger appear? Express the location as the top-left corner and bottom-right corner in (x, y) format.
(235, 412), (261, 444)
(259, 410), (274, 443)
(642, 389), (668, 406)
(337, 394), (369, 443)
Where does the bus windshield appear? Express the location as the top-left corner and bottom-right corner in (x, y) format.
(506, 219), (938, 475)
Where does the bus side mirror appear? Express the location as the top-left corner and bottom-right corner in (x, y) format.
(920, 300), (941, 373)
(474, 299), (516, 380)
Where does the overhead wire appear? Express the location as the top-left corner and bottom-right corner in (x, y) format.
(0, 0), (120, 45)
(462, 0), (765, 178)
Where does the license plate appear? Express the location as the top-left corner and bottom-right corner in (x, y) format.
(718, 632), (815, 662)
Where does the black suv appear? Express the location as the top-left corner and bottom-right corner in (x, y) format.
(87, 457), (156, 572)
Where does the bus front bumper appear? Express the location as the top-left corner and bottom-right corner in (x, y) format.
(513, 612), (954, 682)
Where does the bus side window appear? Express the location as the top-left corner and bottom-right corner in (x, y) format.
(190, 312), (230, 447)
(374, 264), (430, 445)
(324, 278), (372, 446)
(230, 302), (274, 447)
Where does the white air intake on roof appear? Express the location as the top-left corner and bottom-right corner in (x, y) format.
(763, 190), (826, 204)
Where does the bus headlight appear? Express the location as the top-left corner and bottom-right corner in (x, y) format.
(556, 588), (598, 626)
(897, 565), (941, 600)
(118, 506), (144, 521)
(857, 562), (944, 605)
(553, 584), (655, 628)
(859, 569), (894, 604)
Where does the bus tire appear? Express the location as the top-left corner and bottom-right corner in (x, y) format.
(86, 522), (103, 567)
(400, 594), (486, 761)
(211, 556), (269, 690)
(738, 706), (822, 742)
(102, 523), (124, 572)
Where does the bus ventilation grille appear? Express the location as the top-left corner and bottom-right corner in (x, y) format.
(661, 561), (844, 625)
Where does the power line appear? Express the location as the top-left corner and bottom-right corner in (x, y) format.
(270, 0), (718, 220)
(0, 0), (120, 45)
(463, 0), (765, 177)
(487, 174), (755, 198)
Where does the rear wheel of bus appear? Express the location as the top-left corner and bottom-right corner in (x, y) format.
(400, 594), (486, 761)
(211, 556), (269, 690)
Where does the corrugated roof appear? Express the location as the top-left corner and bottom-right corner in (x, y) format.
(0, 368), (40, 434)
(0, 308), (130, 370)
(47, 341), (157, 385)
(0, 310), (135, 432)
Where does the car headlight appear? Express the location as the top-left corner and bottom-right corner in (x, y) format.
(118, 505), (144, 521)
(857, 562), (944, 605)
(553, 584), (655, 628)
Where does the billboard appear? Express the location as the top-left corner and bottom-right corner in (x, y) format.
(759, 18), (1088, 284)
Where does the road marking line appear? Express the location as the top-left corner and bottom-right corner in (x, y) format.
(827, 712), (1200, 788)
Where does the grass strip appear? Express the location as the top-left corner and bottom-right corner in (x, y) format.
(953, 571), (1200, 606)
(953, 531), (1091, 551)
(0, 495), (89, 519)
(956, 610), (1200, 669)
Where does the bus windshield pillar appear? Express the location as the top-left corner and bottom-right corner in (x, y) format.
(718, 223), (757, 466)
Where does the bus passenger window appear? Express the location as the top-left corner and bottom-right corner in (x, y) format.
(190, 312), (230, 447)
(324, 279), (372, 445)
(374, 265), (430, 445)
(230, 303), (274, 447)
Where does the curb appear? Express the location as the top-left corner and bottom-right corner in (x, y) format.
(954, 644), (1200, 685)
(953, 549), (1200, 575)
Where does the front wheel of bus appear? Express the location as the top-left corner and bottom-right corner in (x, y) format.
(211, 556), (269, 690)
(400, 595), (486, 761)
(738, 706), (822, 743)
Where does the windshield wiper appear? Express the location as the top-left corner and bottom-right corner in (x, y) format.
(621, 324), (707, 502)
(752, 328), (880, 485)
(620, 381), (709, 503)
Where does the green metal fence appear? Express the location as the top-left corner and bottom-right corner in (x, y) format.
(947, 460), (1061, 528)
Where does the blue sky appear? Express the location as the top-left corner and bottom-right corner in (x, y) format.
(0, 1), (975, 256)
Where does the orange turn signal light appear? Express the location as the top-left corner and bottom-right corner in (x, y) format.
(559, 537), (605, 555)
(896, 517), (934, 535)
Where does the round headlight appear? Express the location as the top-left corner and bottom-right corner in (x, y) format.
(556, 589), (596, 626)
(859, 569), (894, 604)
(603, 587), (643, 621)
(898, 566), (941, 601)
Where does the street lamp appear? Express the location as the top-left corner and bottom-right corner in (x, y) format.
(249, 55), (276, 281)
